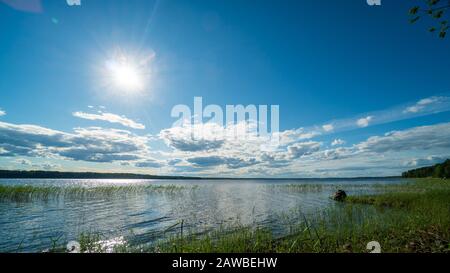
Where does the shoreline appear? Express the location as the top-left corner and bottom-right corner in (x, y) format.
(0, 169), (401, 180)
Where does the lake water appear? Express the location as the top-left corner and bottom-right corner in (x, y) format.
(0, 178), (406, 252)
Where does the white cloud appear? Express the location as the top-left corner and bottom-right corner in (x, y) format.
(160, 123), (226, 152)
(403, 96), (446, 114)
(356, 116), (373, 128)
(0, 121), (150, 163)
(0, 109), (5, 117)
(3, 102), (450, 177)
(157, 118), (450, 175)
(73, 111), (145, 130)
(280, 96), (449, 138)
(403, 156), (447, 168)
(287, 141), (321, 159)
(313, 147), (356, 161)
(278, 129), (321, 145)
(331, 139), (345, 146)
(404, 106), (421, 114)
(322, 124), (334, 132)
(356, 122), (450, 153)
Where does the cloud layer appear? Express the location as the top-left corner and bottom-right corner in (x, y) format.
(0, 122), (149, 163)
(1, 95), (450, 177)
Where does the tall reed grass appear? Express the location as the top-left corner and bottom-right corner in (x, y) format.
(0, 184), (192, 202)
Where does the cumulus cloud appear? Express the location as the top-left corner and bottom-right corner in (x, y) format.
(313, 147), (356, 161)
(277, 129), (321, 146)
(60, 127), (148, 162)
(73, 111), (145, 130)
(158, 120), (450, 174)
(356, 116), (373, 128)
(3, 100), (450, 177)
(154, 95), (450, 175)
(0, 121), (150, 163)
(159, 121), (266, 152)
(160, 123), (226, 152)
(287, 141), (321, 159)
(0, 109), (5, 117)
(258, 152), (291, 168)
(331, 139), (345, 146)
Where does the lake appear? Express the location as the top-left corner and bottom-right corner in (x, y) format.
(0, 178), (406, 252)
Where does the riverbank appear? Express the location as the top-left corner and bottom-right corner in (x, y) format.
(141, 178), (448, 253)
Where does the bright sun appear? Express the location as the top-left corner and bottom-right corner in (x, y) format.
(111, 63), (142, 91)
(104, 54), (148, 93)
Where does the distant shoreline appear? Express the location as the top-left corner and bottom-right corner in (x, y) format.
(0, 170), (401, 180)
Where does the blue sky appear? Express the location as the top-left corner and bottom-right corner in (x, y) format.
(0, 0), (450, 177)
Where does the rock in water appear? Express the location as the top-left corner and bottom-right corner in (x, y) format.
(333, 190), (347, 201)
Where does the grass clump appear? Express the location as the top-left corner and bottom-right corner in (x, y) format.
(0, 184), (191, 202)
(270, 183), (392, 194)
(152, 227), (275, 253)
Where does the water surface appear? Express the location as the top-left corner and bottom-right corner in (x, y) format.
(0, 178), (405, 252)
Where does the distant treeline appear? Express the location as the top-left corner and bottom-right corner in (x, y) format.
(0, 170), (201, 180)
(402, 159), (450, 178)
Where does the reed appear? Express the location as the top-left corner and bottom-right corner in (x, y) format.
(0, 184), (192, 202)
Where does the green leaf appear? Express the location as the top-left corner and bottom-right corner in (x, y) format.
(429, 27), (437, 32)
(439, 31), (446, 38)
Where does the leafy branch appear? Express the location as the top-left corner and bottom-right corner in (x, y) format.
(409, 0), (450, 38)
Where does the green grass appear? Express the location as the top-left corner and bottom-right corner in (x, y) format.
(0, 184), (192, 202)
(268, 183), (390, 193)
(146, 178), (449, 253)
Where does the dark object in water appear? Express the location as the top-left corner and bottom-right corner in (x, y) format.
(333, 190), (347, 201)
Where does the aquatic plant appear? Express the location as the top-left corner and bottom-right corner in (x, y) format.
(0, 184), (192, 202)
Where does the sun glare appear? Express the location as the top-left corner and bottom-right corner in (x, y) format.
(103, 52), (152, 94)
(111, 63), (142, 91)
